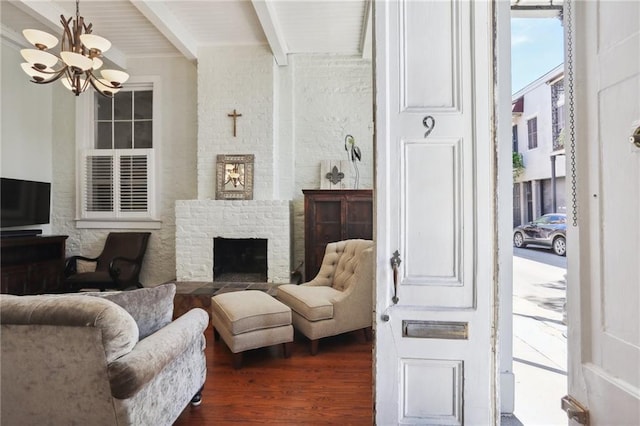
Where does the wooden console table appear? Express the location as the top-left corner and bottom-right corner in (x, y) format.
(1, 235), (68, 295)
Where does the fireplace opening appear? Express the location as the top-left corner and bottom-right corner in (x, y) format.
(213, 237), (267, 282)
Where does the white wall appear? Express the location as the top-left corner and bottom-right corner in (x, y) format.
(3, 38), (372, 285)
(1, 39), (55, 234)
(195, 49), (373, 275)
(289, 54), (373, 275)
(197, 45), (276, 200)
(53, 56), (197, 286)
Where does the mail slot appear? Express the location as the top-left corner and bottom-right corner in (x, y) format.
(402, 320), (469, 340)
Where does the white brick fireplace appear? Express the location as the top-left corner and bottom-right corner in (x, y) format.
(175, 200), (291, 283)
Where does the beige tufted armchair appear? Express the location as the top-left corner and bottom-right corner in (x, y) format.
(276, 239), (374, 355)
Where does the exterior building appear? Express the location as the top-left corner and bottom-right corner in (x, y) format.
(512, 64), (566, 226)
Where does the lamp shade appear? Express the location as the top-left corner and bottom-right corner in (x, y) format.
(20, 49), (59, 69)
(80, 34), (111, 54)
(92, 58), (104, 70)
(22, 29), (58, 50)
(20, 63), (54, 82)
(61, 51), (94, 71)
(96, 78), (121, 95)
(61, 75), (87, 92)
(101, 69), (129, 86)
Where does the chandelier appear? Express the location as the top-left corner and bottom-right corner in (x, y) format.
(19, 0), (129, 97)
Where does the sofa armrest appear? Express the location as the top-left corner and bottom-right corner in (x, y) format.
(107, 308), (209, 399)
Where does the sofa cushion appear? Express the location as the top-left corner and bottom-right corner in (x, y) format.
(276, 285), (340, 322)
(87, 284), (176, 339)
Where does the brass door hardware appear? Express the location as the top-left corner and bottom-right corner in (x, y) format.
(561, 395), (589, 425)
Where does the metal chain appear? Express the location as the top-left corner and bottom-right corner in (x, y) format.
(566, 0), (578, 227)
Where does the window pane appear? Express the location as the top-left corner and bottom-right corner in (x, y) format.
(114, 91), (132, 120)
(96, 122), (112, 149)
(134, 91), (153, 119)
(96, 94), (112, 120)
(114, 122), (132, 149)
(134, 121), (153, 148)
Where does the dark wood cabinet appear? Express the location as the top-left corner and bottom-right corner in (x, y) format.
(303, 190), (373, 281)
(1, 235), (68, 295)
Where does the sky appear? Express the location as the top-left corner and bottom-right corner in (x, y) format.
(511, 17), (565, 94)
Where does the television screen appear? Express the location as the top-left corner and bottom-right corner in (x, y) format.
(1, 178), (51, 228)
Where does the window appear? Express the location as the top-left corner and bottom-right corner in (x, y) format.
(557, 104), (565, 133)
(512, 125), (519, 152)
(527, 117), (538, 149)
(77, 81), (159, 226)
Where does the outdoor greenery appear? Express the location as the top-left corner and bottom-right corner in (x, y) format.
(513, 152), (525, 181)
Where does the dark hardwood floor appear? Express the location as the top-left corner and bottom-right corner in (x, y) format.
(174, 326), (373, 425)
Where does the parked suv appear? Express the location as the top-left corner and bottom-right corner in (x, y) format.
(513, 213), (567, 256)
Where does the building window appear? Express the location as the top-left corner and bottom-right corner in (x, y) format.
(557, 104), (565, 133)
(527, 117), (538, 150)
(78, 83), (158, 224)
(512, 125), (519, 152)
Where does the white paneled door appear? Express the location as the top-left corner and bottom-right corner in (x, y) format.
(374, 1), (497, 424)
(565, 1), (640, 424)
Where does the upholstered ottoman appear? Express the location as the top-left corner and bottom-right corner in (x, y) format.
(211, 290), (293, 369)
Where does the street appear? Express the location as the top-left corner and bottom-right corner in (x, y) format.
(512, 246), (568, 426)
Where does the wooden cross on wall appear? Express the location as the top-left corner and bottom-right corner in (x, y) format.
(227, 109), (242, 137)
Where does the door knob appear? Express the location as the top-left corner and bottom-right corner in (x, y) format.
(630, 125), (640, 148)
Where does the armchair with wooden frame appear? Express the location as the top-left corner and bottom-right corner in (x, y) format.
(64, 232), (151, 292)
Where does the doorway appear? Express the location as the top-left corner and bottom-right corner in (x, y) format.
(508, 7), (568, 425)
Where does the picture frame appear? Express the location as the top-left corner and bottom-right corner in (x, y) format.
(215, 154), (254, 200)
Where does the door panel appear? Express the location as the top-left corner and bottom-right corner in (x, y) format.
(374, 0), (496, 424)
(401, 0), (459, 111)
(567, 0), (640, 424)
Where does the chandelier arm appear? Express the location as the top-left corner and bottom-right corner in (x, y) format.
(60, 15), (73, 53)
(88, 77), (113, 98)
(80, 72), (92, 92)
(29, 68), (67, 85)
(86, 69), (120, 89)
(29, 63), (64, 75)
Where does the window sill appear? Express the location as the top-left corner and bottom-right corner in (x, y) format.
(75, 219), (162, 230)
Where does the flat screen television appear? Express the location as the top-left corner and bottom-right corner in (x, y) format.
(1, 177), (51, 228)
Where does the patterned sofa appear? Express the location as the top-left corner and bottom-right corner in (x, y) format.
(0, 283), (208, 425)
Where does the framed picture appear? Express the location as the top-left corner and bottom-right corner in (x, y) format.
(216, 154), (254, 200)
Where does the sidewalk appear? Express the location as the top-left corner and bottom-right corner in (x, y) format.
(506, 255), (568, 426)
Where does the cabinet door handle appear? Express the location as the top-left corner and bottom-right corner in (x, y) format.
(390, 251), (401, 304)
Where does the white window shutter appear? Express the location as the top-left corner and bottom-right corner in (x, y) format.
(81, 149), (154, 219)
(119, 154), (149, 212)
(84, 154), (114, 213)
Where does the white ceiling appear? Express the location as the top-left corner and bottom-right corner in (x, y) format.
(1, 0), (372, 67)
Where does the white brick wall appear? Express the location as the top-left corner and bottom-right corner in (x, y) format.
(289, 55), (374, 277)
(175, 200), (290, 283)
(197, 45), (276, 200)
(52, 56), (198, 286)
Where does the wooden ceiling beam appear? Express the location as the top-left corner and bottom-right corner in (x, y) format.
(251, 0), (288, 66)
(131, 1), (198, 62)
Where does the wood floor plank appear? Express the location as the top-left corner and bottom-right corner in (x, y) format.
(174, 326), (373, 425)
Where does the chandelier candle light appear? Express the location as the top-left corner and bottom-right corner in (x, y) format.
(20, 0), (128, 97)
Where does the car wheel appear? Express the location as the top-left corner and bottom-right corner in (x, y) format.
(513, 232), (526, 248)
(553, 236), (566, 256)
